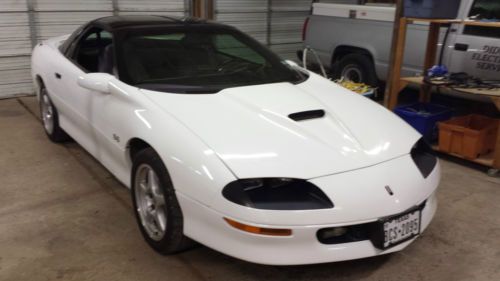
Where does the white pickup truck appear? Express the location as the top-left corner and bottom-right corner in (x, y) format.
(303, 0), (500, 86)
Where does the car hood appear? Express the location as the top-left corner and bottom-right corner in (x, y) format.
(141, 73), (421, 179)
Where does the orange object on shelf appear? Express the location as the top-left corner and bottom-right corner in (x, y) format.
(438, 115), (499, 160)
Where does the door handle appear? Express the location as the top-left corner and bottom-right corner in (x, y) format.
(55, 72), (62, 79)
(454, 43), (469, 52)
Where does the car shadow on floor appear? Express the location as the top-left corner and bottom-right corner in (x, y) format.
(176, 244), (392, 281)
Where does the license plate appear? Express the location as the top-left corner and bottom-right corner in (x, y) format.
(382, 210), (421, 249)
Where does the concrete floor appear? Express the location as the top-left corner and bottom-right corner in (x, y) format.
(0, 96), (499, 281)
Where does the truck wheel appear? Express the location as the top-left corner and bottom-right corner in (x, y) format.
(333, 54), (378, 87)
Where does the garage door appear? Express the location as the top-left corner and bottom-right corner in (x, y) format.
(270, 0), (311, 60)
(0, 0), (187, 99)
(215, 0), (311, 61)
(0, 1), (32, 98)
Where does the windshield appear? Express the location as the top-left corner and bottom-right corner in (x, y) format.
(118, 27), (307, 93)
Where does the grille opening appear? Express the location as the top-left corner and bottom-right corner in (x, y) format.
(317, 222), (377, 244)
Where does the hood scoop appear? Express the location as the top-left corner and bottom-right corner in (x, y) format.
(288, 110), (325, 121)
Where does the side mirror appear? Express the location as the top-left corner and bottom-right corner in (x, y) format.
(285, 60), (299, 67)
(77, 73), (114, 93)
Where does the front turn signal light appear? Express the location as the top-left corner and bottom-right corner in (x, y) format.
(224, 218), (292, 236)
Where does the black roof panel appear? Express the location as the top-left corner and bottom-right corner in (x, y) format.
(91, 15), (218, 31)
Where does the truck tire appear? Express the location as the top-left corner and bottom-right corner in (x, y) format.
(333, 54), (378, 87)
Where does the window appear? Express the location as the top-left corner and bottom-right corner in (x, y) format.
(60, 24), (85, 54)
(469, 0), (500, 20)
(214, 34), (264, 64)
(119, 28), (306, 94)
(464, 0), (500, 38)
(74, 28), (114, 73)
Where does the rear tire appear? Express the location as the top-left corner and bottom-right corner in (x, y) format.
(333, 53), (378, 87)
(39, 87), (71, 143)
(131, 148), (194, 254)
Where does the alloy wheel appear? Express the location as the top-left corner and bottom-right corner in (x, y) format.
(40, 90), (54, 134)
(134, 164), (167, 241)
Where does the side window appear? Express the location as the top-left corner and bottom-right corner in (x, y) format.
(464, 0), (500, 38)
(214, 34), (265, 64)
(59, 25), (85, 54)
(73, 28), (114, 73)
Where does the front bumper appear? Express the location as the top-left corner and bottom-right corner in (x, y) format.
(177, 155), (440, 265)
(178, 190), (437, 265)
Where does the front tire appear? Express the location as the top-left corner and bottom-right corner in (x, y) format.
(333, 53), (378, 87)
(131, 148), (193, 254)
(39, 87), (71, 142)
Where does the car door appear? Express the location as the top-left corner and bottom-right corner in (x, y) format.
(446, 0), (500, 80)
(56, 27), (112, 157)
(76, 30), (130, 181)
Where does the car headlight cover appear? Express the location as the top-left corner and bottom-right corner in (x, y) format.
(411, 138), (437, 178)
(222, 178), (334, 210)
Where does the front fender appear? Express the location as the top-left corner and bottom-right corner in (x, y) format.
(109, 81), (236, 208)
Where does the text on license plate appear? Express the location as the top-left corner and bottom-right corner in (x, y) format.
(383, 210), (421, 248)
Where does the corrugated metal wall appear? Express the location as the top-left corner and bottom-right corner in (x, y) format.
(270, 0), (311, 60)
(215, 0), (311, 61)
(0, 0), (187, 99)
(118, 0), (186, 16)
(0, 1), (31, 98)
(33, 1), (114, 42)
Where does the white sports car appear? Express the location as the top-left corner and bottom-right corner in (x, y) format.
(31, 15), (440, 265)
